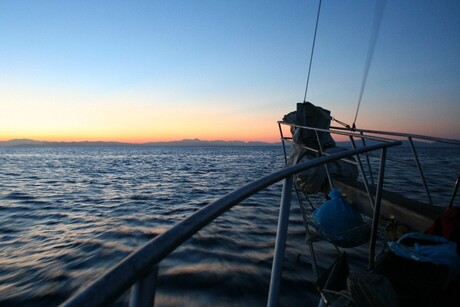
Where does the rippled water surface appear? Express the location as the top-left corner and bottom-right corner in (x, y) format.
(0, 146), (459, 306)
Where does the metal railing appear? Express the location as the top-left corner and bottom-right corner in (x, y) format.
(61, 141), (400, 307)
(278, 121), (460, 207)
(339, 126), (460, 206)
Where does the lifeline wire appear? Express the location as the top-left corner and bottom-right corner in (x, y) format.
(303, 0), (322, 103)
(352, 0), (386, 129)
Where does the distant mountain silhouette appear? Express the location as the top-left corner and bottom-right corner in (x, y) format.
(0, 138), (280, 147)
(2, 138), (455, 148)
(1, 139), (45, 146)
(142, 138), (276, 147)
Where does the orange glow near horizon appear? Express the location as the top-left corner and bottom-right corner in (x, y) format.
(2, 103), (459, 144)
(2, 97), (459, 144)
(0, 120), (281, 144)
(0, 82), (284, 144)
(2, 81), (459, 144)
(0, 88), (282, 143)
(0, 128), (281, 144)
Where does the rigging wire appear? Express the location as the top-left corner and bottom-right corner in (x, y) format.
(352, 0), (386, 129)
(303, 0), (322, 103)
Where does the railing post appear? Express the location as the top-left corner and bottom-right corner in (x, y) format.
(314, 130), (333, 189)
(369, 148), (387, 271)
(360, 131), (375, 185)
(267, 175), (293, 307)
(350, 136), (375, 208)
(449, 172), (460, 209)
(408, 136), (433, 205)
(278, 122), (288, 166)
(130, 265), (159, 307)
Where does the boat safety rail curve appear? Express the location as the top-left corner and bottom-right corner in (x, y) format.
(277, 121), (396, 144)
(330, 125), (460, 146)
(278, 120), (460, 147)
(278, 120), (460, 207)
(61, 141), (400, 307)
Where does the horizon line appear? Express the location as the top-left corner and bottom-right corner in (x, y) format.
(0, 138), (282, 146)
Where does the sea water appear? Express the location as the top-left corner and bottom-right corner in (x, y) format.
(0, 146), (459, 306)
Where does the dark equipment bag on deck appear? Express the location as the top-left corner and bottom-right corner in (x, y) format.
(375, 233), (460, 306)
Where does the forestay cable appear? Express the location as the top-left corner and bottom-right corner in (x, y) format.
(303, 0), (322, 103)
(352, 0), (386, 129)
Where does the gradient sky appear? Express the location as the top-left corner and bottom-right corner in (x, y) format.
(1, 0), (459, 143)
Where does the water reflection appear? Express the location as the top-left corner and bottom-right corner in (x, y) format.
(0, 146), (458, 306)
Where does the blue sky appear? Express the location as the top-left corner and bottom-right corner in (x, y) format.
(1, 0), (459, 142)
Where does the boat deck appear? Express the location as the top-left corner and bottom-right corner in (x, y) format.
(334, 178), (444, 232)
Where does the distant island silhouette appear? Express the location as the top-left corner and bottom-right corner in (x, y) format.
(0, 138), (281, 147)
(0, 138), (455, 148)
